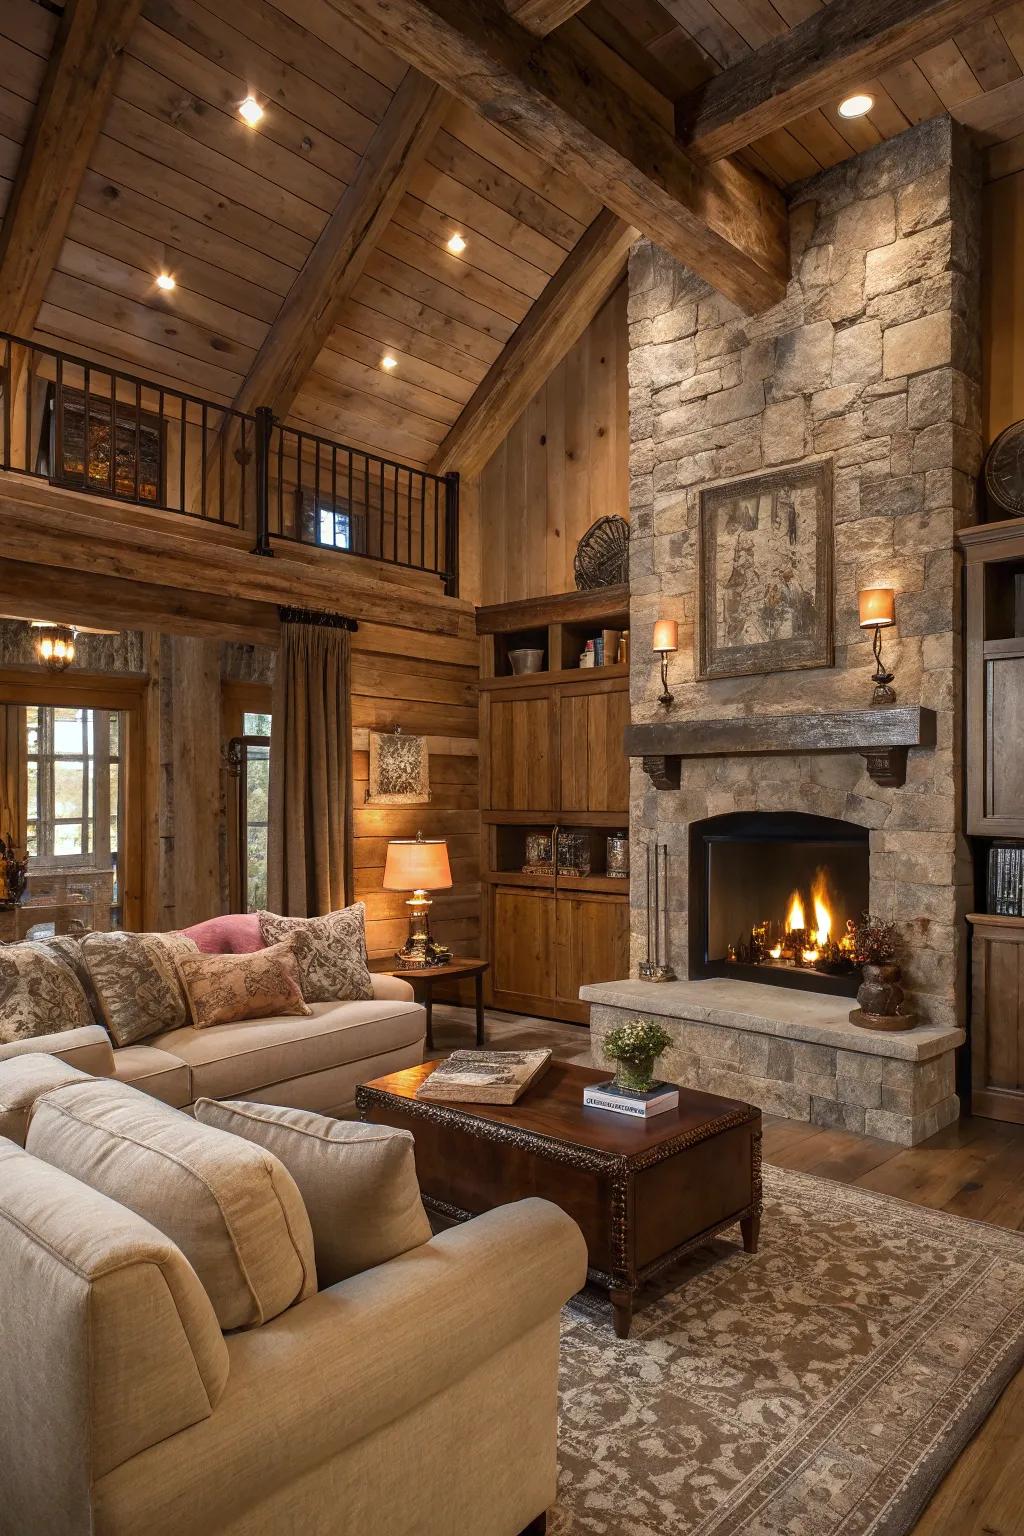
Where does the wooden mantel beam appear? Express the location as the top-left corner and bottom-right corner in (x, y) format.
(327, 0), (788, 313)
(432, 208), (635, 475)
(0, 0), (143, 341)
(676, 0), (1009, 164)
(503, 0), (592, 34)
(233, 70), (449, 420)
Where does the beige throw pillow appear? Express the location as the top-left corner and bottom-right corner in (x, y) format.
(81, 930), (198, 1046)
(0, 1053), (90, 1146)
(0, 942), (94, 1044)
(176, 939), (311, 1028)
(194, 1097), (432, 1286)
(28, 1077), (317, 1330)
(258, 903), (373, 1003)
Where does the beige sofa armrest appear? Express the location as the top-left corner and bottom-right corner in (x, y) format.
(0, 1024), (115, 1077)
(370, 971), (415, 1003)
(98, 1200), (586, 1527)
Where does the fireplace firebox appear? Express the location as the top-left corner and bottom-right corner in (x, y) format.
(689, 811), (870, 997)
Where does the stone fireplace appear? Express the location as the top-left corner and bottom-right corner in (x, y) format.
(584, 116), (982, 1145)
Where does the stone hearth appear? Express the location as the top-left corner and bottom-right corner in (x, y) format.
(583, 979), (964, 1146)
(622, 116), (980, 1046)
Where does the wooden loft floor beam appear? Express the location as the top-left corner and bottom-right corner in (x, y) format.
(431, 208), (634, 475)
(0, 0), (143, 342)
(676, 0), (1009, 163)
(233, 70), (449, 420)
(327, 0), (787, 313)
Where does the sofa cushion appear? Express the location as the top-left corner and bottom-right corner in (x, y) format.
(113, 1044), (192, 1108)
(0, 1053), (91, 1145)
(194, 1098), (432, 1285)
(0, 941), (94, 1043)
(0, 1022), (115, 1075)
(151, 997), (425, 1102)
(81, 931), (198, 1046)
(181, 912), (264, 954)
(175, 938), (310, 1029)
(27, 1078), (317, 1331)
(259, 903), (373, 1003)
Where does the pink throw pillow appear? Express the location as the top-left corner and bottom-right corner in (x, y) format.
(180, 913), (264, 955)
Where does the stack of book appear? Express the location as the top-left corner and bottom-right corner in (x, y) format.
(988, 844), (1024, 916)
(583, 1079), (680, 1119)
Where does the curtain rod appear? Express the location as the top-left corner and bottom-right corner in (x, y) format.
(277, 606), (358, 632)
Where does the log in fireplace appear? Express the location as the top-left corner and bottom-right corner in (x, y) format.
(689, 811), (870, 997)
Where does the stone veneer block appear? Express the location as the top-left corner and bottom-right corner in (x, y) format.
(585, 980), (964, 1147)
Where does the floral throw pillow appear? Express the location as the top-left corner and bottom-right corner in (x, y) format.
(258, 904), (373, 1004)
(176, 939), (311, 1028)
(0, 943), (94, 1044)
(81, 931), (199, 1047)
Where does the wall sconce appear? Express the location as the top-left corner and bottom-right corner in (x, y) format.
(32, 622), (76, 673)
(858, 588), (896, 705)
(652, 619), (678, 708)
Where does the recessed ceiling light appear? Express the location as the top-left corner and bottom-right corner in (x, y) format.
(446, 232), (467, 254)
(380, 354), (398, 371)
(156, 272), (176, 291)
(838, 93), (874, 119)
(238, 95), (264, 128)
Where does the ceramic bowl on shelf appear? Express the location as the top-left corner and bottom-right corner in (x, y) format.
(508, 648), (544, 674)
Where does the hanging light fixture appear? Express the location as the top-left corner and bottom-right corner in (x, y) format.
(32, 622), (77, 672)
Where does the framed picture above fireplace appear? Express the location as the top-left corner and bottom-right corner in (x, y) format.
(697, 460), (833, 681)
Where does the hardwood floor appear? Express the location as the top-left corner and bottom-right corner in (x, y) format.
(429, 1005), (1024, 1536)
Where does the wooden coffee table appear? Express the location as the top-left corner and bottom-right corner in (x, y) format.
(356, 1058), (762, 1337)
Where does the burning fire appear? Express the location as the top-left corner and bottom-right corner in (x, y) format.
(725, 867), (857, 977)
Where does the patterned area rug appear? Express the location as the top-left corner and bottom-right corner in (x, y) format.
(552, 1165), (1024, 1535)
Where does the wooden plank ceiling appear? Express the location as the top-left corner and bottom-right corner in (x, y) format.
(0, 0), (1022, 475)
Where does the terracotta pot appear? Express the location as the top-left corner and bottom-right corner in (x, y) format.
(856, 962), (904, 1018)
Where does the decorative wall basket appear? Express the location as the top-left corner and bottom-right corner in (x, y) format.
(573, 515), (629, 590)
(366, 728), (430, 805)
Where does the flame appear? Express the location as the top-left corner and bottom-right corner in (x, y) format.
(785, 891), (805, 932)
(811, 869), (832, 947)
(802, 946), (820, 963)
(769, 943), (782, 960)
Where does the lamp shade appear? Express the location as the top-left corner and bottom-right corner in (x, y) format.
(858, 588), (895, 629)
(652, 618), (678, 654)
(383, 837), (452, 892)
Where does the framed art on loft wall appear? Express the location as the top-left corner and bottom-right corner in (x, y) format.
(696, 460), (834, 681)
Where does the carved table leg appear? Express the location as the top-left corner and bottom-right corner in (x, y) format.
(610, 1286), (634, 1339)
(741, 1213), (760, 1254)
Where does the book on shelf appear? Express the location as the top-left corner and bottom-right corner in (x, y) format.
(415, 1049), (551, 1105)
(582, 1079), (680, 1119)
(988, 843), (1024, 917)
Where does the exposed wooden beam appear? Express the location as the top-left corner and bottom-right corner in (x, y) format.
(504, 0), (592, 34)
(327, 0), (787, 313)
(431, 208), (634, 475)
(234, 70), (450, 419)
(676, 0), (1008, 163)
(0, 0), (143, 341)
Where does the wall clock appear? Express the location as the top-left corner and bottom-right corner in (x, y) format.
(984, 420), (1024, 516)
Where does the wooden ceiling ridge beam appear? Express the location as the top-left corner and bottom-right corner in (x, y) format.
(431, 206), (634, 476)
(675, 0), (1012, 164)
(0, 0), (144, 344)
(326, 0), (788, 314)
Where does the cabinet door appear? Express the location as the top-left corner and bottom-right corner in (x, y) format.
(972, 925), (1024, 1123)
(491, 886), (556, 1007)
(560, 684), (630, 812)
(486, 692), (557, 811)
(985, 655), (1024, 825)
(555, 893), (629, 1003)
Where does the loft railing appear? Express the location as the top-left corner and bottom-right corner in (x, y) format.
(0, 334), (459, 595)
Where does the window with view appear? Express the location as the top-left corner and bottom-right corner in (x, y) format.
(25, 705), (124, 930)
(231, 711), (270, 913)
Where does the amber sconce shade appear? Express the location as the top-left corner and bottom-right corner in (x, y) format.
(858, 588), (896, 705)
(653, 619), (678, 708)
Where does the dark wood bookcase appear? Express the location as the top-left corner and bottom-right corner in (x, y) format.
(476, 586), (631, 1024)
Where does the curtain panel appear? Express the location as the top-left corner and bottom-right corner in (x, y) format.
(267, 611), (354, 917)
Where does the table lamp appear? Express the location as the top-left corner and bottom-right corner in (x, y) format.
(383, 832), (453, 968)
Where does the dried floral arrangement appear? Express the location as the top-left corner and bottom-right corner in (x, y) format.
(848, 914), (900, 967)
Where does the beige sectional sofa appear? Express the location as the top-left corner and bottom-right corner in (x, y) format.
(0, 1068), (587, 1535)
(0, 972), (426, 1115)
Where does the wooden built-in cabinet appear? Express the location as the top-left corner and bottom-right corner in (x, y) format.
(477, 586), (631, 1024)
(968, 914), (1024, 1124)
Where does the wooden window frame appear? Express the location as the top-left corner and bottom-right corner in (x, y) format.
(223, 680), (273, 914)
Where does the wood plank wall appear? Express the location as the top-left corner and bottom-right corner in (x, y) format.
(984, 170), (1024, 443)
(477, 282), (628, 604)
